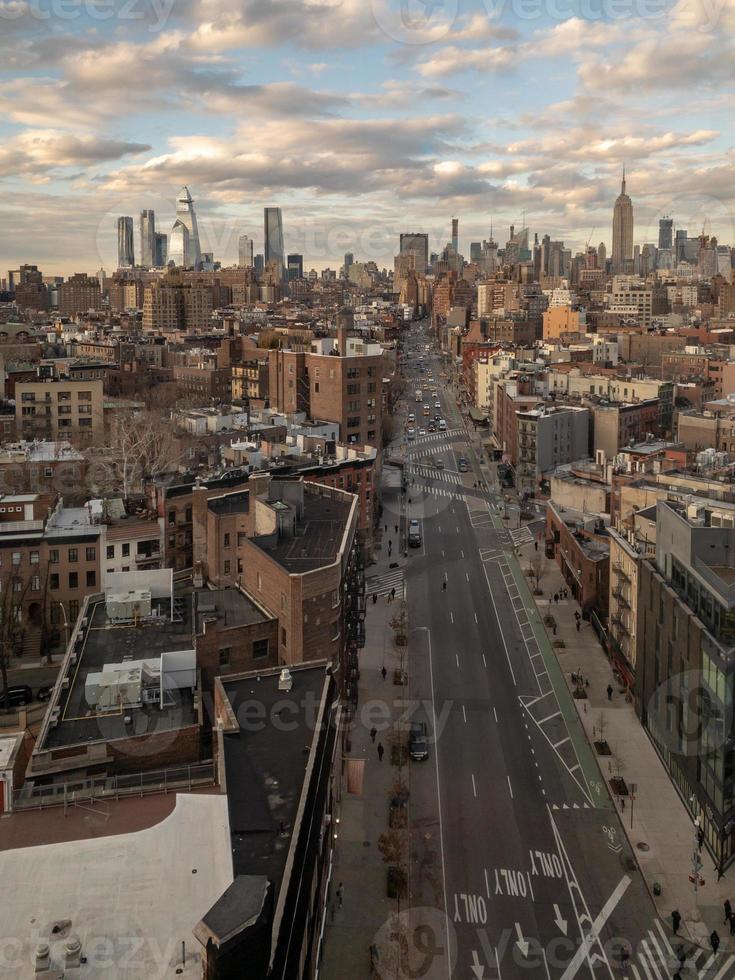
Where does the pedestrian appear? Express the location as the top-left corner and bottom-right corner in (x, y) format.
(336, 882), (344, 908)
(724, 899), (731, 925)
(394, 524), (398, 534)
(711, 930), (720, 955)
(384, 524), (388, 533)
(554, 593), (559, 604)
(442, 580), (447, 592)
(730, 914), (735, 937)
(607, 684), (613, 701)
(390, 586), (396, 601)
(370, 726), (377, 743)
(534, 540), (538, 551)
(372, 593), (378, 605)
(672, 909), (681, 935)
(381, 665), (387, 681)
(576, 620), (580, 632)
(377, 742), (384, 762)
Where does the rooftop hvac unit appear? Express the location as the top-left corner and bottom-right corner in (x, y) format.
(106, 588), (152, 622)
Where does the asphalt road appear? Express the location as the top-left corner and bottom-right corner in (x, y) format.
(390, 325), (685, 980)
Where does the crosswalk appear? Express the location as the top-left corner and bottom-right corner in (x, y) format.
(407, 464), (463, 485)
(622, 920), (735, 979)
(510, 525), (534, 546)
(365, 568), (405, 600)
(408, 428), (464, 447)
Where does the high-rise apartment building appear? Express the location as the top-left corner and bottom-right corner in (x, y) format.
(611, 170), (634, 274)
(140, 209), (155, 268)
(658, 215), (673, 250)
(142, 271), (213, 333)
(238, 235), (254, 268)
(264, 207), (285, 282)
(58, 274), (102, 316)
(399, 233), (429, 273)
(154, 232), (168, 267)
(14, 264), (48, 311)
(117, 216), (135, 268)
(169, 186), (201, 268)
(16, 378), (104, 445)
(287, 253), (303, 281)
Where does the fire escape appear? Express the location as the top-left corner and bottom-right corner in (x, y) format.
(342, 534), (366, 706)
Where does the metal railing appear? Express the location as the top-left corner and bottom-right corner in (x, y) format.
(14, 760), (216, 810)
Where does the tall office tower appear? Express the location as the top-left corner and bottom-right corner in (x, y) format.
(451, 217), (459, 254)
(140, 210), (155, 267)
(168, 220), (190, 267)
(597, 241), (607, 270)
(658, 216), (673, 251)
(264, 207), (285, 282)
(154, 233), (168, 266)
(399, 233), (429, 272)
(344, 252), (354, 276)
(117, 216), (135, 268)
(238, 235), (254, 268)
(633, 244), (641, 275)
(287, 253), (303, 280)
(171, 186), (202, 267)
(470, 242), (482, 262)
(611, 169), (634, 273)
(254, 254), (265, 276)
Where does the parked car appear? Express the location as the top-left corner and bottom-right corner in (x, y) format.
(409, 722), (429, 761)
(0, 685), (32, 709)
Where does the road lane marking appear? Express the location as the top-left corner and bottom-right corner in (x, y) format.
(450, 611), (454, 624)
(462, 704), (467, 723)
(472, 773), (477, 797)
(481, 563), (517, 686)
(484, 868), (490, 897)
(474, 612), (478, 623)
(507, 776), (513, 799)
(482, 654), (487, 667)
(466, 572), (470, 582)
(493, 707), (498, 722)
(455, 653), (459, 667)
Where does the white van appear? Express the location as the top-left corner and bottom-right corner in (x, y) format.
(438, 419), (447, 431)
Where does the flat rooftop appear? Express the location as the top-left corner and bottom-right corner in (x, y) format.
(195, 588), (271, 632)
(41, 589), (196, 750)
(253, 491), (352, 572)
(0, 793), (233, 978)
(222, 663), (330, 886)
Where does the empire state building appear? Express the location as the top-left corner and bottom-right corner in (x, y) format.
(611, 169), (634, 274)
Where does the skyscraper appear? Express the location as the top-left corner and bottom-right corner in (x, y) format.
(287, 254), (303, 280)
(140, 209), (155, 268)
(117, 216), (135, 268)
(344, 252), (354, 276)
(171, 186), (201, 267)
(658, 216), (673, 251)
(264, 207), (285, 282)
(254, 254), (265, 276)
(451, 217), (459, 254)
(399, 233), (429, 272)
(611, 169), (634, 274)
(238, 235), (254, 268)
(154, 233), (168, 267)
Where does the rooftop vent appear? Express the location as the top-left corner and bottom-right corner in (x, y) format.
(278, 668), (293, 693)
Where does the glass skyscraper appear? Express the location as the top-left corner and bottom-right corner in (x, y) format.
(264, 207), (285, 281)
(117, 216), (134, 268)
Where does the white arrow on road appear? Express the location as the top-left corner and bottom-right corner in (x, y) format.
(470, 950), (485, 979)
(553, 904), (568, 936)
(515, 923), (530, 957)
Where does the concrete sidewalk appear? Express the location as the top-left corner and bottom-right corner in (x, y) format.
(515, 536), (735, 952)
(320, 527), (409, 979)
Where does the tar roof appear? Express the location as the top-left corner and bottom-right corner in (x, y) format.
(221, 664), (330, 885)
(252, 491), (352, 572)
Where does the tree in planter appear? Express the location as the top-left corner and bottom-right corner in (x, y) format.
(389, 603), (408, 685)
(378, 827), (408, 899)
(529, 549), (546, 596)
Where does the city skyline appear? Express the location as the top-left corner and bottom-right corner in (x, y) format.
(1, 0), (734, 275)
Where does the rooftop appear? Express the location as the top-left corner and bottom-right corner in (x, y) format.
(0, 793), (232, 978)
(253, 487), (353, 572)
(195, 588), (271, 633)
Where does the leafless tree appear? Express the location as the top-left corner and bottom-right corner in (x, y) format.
(529, 550), (546, 595)
(89, 409), (181, 501)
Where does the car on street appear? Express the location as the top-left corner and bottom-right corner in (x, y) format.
(407, 413), (415, 423)
(434, 457), (445, 468)
(0, 684), (32, 709)
(407, 428), (416, 440)
(458, 457), (469, 472)
(409, 722), (429, 761)
(428, 422), (436, 432)
(434, 401), (441, 409)
(408, 519), (421, 547)
(438, 419), (447, 431)
(418, 428), (427, 435)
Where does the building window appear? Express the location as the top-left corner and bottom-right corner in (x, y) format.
(69, 600), (79, 619)
(50, 573), (59, 590)
(49, 549), (59, 564)
(106, 545), (114, 559)
(224, 560), (231, 575)
(50, 604), (60, 625)
(68, 572), (78, 589)
(252, 638), (269, 659)
(219, 647), (231, 667)
(68, 548), (78, 563)
(224, 533), (230, 547)
(12, 577), (22, 592)
(86, 570), (96, 588)
(168, 510), (176, 526)
(31, 575), (40, 591)
(86, 547), (96, 561)
(11, 552), (21, 566)
(30, 551), (39, 565)
(122, 543), (130, 558)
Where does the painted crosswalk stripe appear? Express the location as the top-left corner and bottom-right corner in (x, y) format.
(365, 569), (405, 598)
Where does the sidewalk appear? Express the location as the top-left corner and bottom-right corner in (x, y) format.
(320, 527), (407, 979)
(515, 536), (735, 952)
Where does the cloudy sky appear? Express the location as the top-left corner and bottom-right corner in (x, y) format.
(1, 0), (734, 275)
